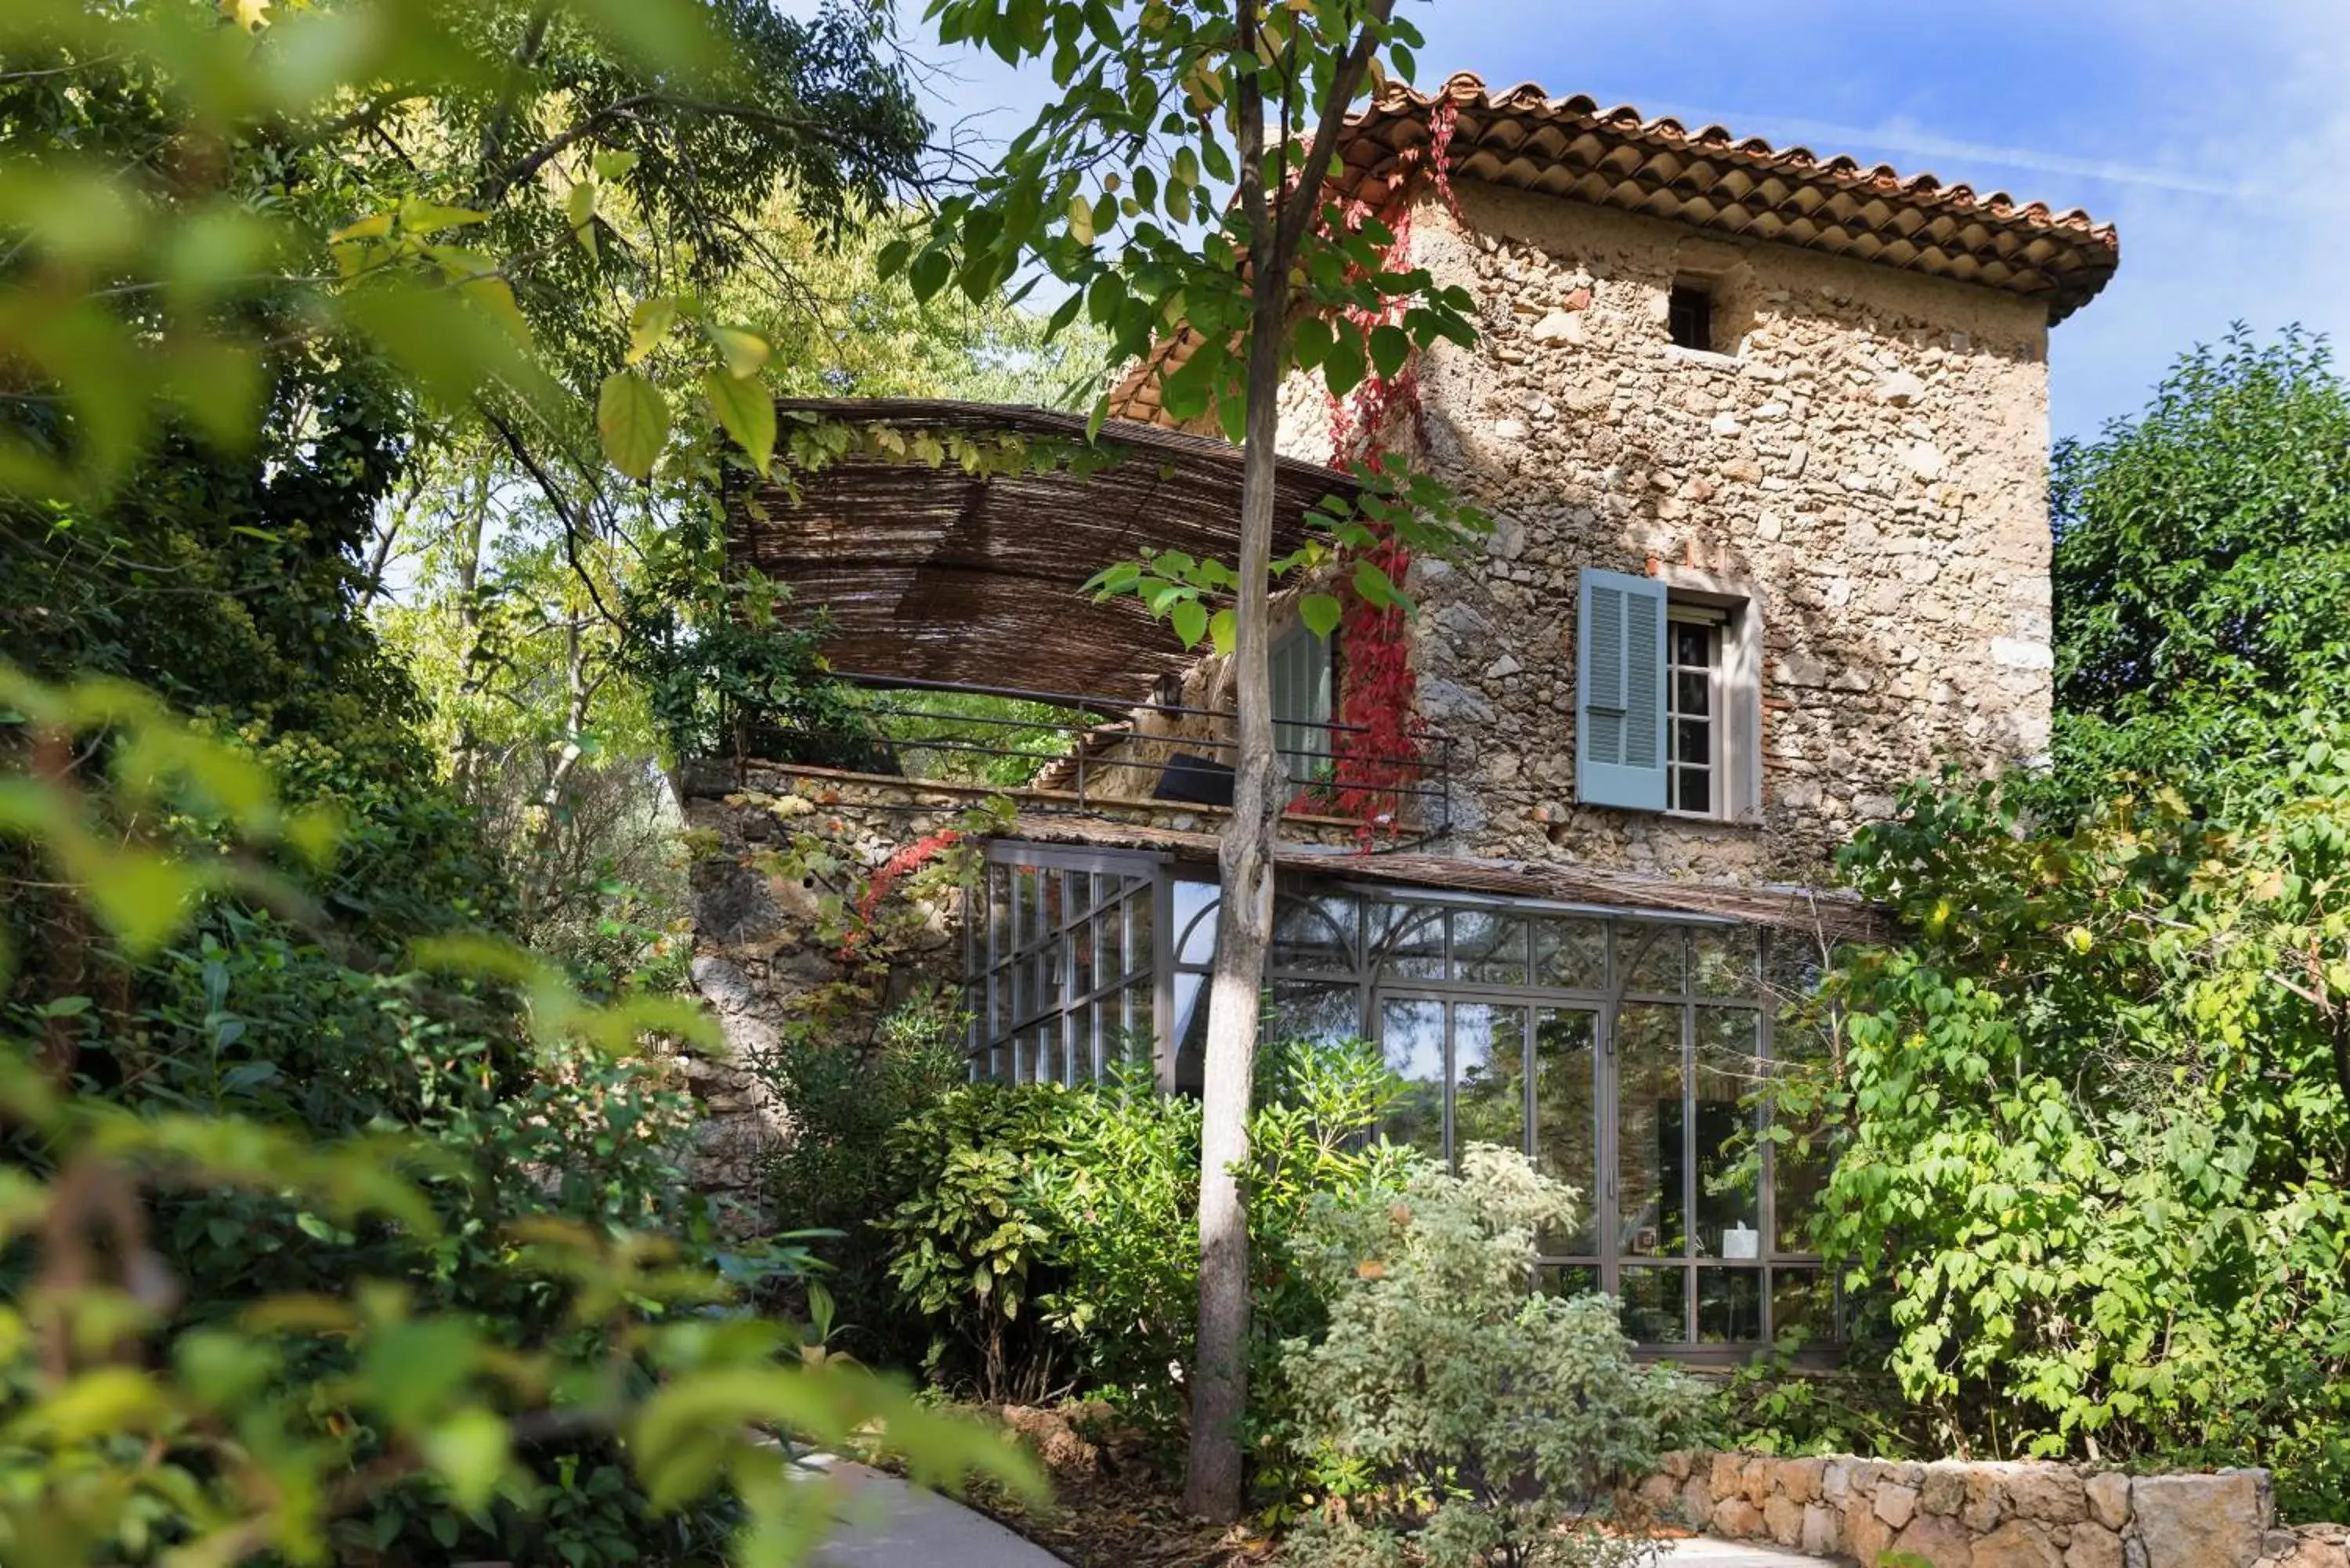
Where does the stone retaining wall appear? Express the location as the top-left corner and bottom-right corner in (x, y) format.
(1639, 1452), (2340, 1568)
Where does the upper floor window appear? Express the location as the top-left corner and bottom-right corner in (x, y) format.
(1667, 605), (1725, 816)
(1576, 569), (1758, 822)
(1270, 622), (1334, 786)
(1667, 279), (1715, 352)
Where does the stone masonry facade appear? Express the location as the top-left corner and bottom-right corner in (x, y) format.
(1638, 1451), (2348, 1568)
(1280, 180), (2059, 885)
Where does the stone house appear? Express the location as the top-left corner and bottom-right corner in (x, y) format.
(685, 74), (2118, 1353)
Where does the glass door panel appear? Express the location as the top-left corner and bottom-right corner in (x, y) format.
(1618, 1266), (1687, 1342)
(1615, 1003), (1686, 1258)
(1532, 1009), (1600, 1255)
(1378, 998), (1445, 1158)
(1452, 1003), (1527, 1156)
(1269, 980), (1361, 1046)
(1697, 1267), (1762, 1343)
(1694, 1007), (1761, 1258)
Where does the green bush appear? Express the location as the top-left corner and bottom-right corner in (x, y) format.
(1768, 733), (2350, 1518)
(752, 988), (970, 1353)
(1279, 1147), (1696, 1568)
(871, 1039), (1410, 1447)
(876, 1078), (1076, 1401)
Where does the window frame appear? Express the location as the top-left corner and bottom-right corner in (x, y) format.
(1665, 606), (1725, 818)
(965, 846), (1835, 1356)
(1654, 569), (1764, 825)
(964, 843), (1161, 1086)
(1666, 278), (1716, 352)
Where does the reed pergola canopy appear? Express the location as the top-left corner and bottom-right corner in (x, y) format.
(730, 399), (1361, 699)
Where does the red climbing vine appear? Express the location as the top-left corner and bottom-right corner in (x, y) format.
(837, 827), (962, 959)
(1318, 97), (1462, 840)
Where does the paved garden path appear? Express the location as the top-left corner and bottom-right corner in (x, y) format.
(804, 1457), (1064, 1568)
(801, 1454), (1823, 1568)
(1656, 1537), (1826, 1566)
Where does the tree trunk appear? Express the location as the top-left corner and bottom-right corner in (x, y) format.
(522, 612), (592, 925)
(1184, 5), (1285, 1520)
(1181, 2), (1394, 1521)
(446, 479), (489, 801)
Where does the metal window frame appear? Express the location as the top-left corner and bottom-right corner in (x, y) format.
(965, 840), (1833, 1354)
(965, 842), (1165, 1085)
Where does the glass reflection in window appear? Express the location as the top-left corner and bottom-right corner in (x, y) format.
(1451, 1004), (1526, 1156)
(1379, 998), (1444, 1158)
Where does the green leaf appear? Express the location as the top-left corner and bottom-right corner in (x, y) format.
(1300, 593), (1343, 639)
(80, 848), (198, 956)
(1208, 608), (1235, 657)
(396, 198), (488, 235)
(1170, 599), (1209, 649)
(1324, 327), (1366, 397)
(627, 297), (674, 365)
(563, 182), (597, 257)
(909, 247), (951, 304)
(707, 324), (769, 380)
(704, 371), (776, 476)
(1369, 323), (1412, 381)
(423, 1407), (512, 1515)
(1292, 315), (1334, 370)
(596, 370), (669, 481)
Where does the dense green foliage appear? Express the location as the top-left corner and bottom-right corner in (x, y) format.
(0, 671), (1034, 1564)
(1777, 744), (2350, 1516)
(0, 2), (1058, 1562)
(2044, 327), (2350, 803)
(862, 1041), (1409, 1477)
(1281, 1148), (1693, 1568)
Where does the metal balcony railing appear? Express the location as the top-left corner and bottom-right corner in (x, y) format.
(767, 671), (1454, 838)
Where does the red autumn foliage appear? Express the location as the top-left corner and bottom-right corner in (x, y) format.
(838, 828), (962, 957)
(1314, 99), (1460, 842)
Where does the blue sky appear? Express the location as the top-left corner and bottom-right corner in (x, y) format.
(883, 0), (2350, 446)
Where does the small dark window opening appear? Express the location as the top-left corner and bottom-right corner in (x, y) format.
(1667, 280), (1714, 352)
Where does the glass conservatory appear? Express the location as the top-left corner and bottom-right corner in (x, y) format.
(963, 840), (1829, 1352)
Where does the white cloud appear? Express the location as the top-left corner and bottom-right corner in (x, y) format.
(2043, 4), (2350, 438)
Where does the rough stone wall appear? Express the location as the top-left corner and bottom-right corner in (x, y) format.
(1638, 1451), (2321, 1568)
(1282, 180), (2059, 885)
(677, 761), (1368, 1222)
(678, 769), (967, 1227)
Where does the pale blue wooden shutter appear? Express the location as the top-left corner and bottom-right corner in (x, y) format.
(1575, 568), (1668, 811)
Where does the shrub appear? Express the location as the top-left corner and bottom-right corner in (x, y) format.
(876, 1080), (1076, 1401)
(871, 1038), (1411, 1436)
(753, 987), (969, 1353)
(1770, 735), (2350, 1518)
(1280, 1147), (1695, 1568)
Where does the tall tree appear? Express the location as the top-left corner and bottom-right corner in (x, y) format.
(900, 0), (1482, 1517)
(373, 195), (1105, 968)
(2042, 326), (2350, 811)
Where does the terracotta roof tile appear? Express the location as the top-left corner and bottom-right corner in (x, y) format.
(1108, 73), (2119, 428)
(1340, 73), (2117, 320)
